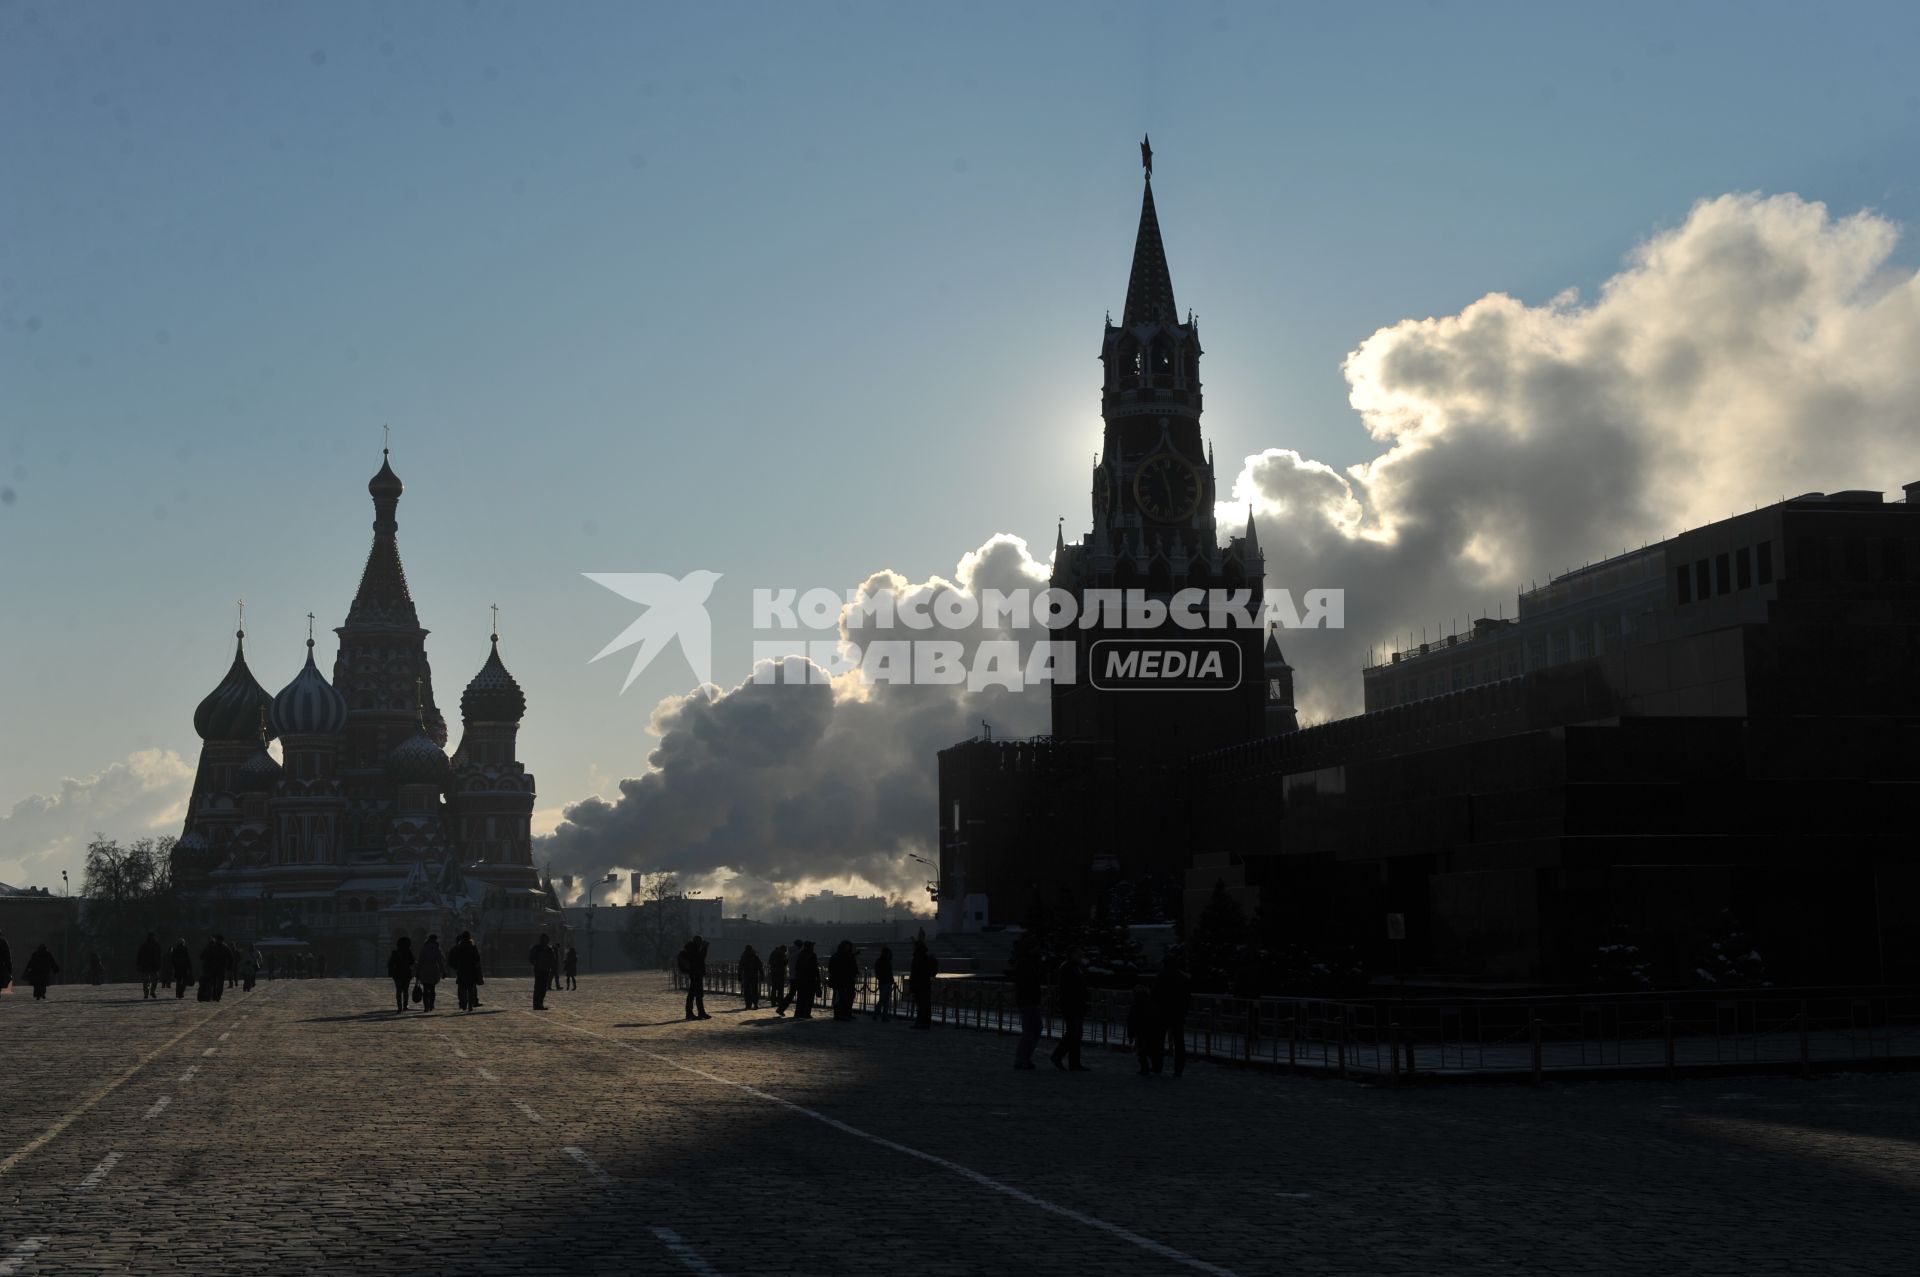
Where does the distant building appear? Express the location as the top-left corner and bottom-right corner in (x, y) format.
(1196, 483), (1920, 985)
(773, 889), (890, 925)
(173, 451), (564, 974)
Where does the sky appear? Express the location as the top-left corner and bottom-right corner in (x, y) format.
(5, 1), (1920, 903)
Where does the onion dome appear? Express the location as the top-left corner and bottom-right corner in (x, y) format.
(368, 448), (403, 500)
(387, 726), (450, 787)
(194, 631), (274, 742)
(271, 639), (349, 737)
(461, 634), (526, 723)
(236, 737), (282, 793)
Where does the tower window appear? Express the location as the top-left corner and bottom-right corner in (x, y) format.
(1714, 553), (1731, 595)
(1694, 559), (1710, 600)
(1736, 546), (1752, 589)
(1757, 540), (1774, 584)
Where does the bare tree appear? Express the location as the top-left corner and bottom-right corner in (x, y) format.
(79, 835), (186, 962)
(621, 871), (687, 967)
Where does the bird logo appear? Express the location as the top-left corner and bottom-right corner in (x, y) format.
(583, 570), (723, 696)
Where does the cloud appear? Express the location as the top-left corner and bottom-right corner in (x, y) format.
(1237, 192), (1920, 722)
(0, 749), (195, 889)
(539, 535), (1054, 905)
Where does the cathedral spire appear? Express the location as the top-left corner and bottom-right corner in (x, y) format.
(1121, 146), (1177, 328)
(347, 446), (421, 630)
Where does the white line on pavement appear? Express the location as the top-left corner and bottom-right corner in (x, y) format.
(178, 1066), (199, 1084)
(0, 1237), (48, 1276)
(219, 1032), (231, 1041)
(477, 1067), (498, 1082)
(538, 1014), (1238, 1277)
(143, 1096), (171, 1121)
(77, 1151), (122, 1192)
(651, 1227), (723, 1276)
(564, 1145), (611, 1185)
(512, 1099), (543, 1124)
(201, 1047), (218, 1057)
(0, 1008), (227, 1182)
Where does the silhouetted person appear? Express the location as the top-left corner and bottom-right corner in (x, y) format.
(1049, 950), (1091, 1072)
(563, 945), (579, 991)
(387, 937), (415, 1013)
(137, 932), (163, 999)
(908, 935), (937, 1030)
(450, 931), (483, 1011)
(738, 945), (763, 1009)
(1154, 952), (1192, 1077)
(1127, 983), (1161, 1077)
(780, 937), (808, 1014)
(792, 940), (821, 1019)
(872, 945), (895, 1022)
(170, 939), (193, 999)
(679, 937), (710, 1020)
(225, 938), (239, 988)
(768, 944), (790, 1016)
(85, 951), (105, 985)
(240, 947), (258, 993)
(529, 933), (558, 1010)
(198, 935), (230, 1002)
(415, 934), (446, 1012)
(24, 943), (58, 999)
(0, 929), (11, 992)
(1012, 941), (1043, 1069)
(827, 941), (858, 1021)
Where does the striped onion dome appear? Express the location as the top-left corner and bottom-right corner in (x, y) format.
(460, 635), (526, 723)
(194, 631), (274, 742)
(386, 726), (449, 786)
(270, 640), (349, 737)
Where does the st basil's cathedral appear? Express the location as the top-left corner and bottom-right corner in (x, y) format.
(175, 449), (565, 974)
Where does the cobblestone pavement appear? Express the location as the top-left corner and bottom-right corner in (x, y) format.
(3, 974), (1918, 1275)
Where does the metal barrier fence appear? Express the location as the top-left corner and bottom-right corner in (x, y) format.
(674, 963), (1920, 1081)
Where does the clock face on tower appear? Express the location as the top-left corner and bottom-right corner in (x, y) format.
(1133, 453), (1201, 522)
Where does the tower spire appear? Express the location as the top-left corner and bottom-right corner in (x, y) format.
(1121, 147), (1177, 327)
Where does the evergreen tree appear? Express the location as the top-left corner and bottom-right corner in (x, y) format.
(1187, 880), (1248, 992)
(1588, 923), (1654, 992)
(1691, 909), (1770, 988)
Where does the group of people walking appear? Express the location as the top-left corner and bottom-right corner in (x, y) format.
(0, 926), (336, 1003)
(385, 932), (503, 1013)
(674, 929), (1197, 1079)
(132, 932), (261, 1001)
(682, 933), (944, 1028)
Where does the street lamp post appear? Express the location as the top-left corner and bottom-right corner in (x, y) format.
(585, 872), (619, 972)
